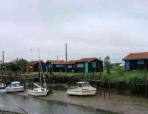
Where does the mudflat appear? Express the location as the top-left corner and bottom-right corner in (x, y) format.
(16, 91), (148, 114)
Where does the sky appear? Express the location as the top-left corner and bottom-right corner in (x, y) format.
(0, 0), (148, 63)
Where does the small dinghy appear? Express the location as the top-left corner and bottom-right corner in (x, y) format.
(5, 81), (24, 93)
(0, 82), (6, 93)
(67, 82), (96, 96)
(28, 83), (48, 97)
(0, 82), (6, 89)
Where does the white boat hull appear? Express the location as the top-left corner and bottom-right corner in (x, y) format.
(67, 89), (96, 96)
(28, 90), (48, 96)
(5, 86), (24, 93)
(67, 82), (96, 96)
(28, 89), (48, 97)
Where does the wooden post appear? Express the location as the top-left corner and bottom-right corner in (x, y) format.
(144, 67), (147, 97)
(108, 81), (111, 98)
(103, 81), (106, 98)
(100, 81), (102, 95)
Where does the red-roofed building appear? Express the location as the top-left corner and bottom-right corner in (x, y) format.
(0, 62), (11, 70)
(47, 60), (66, 72)
(75, 58), (103, 73)
(66, 60), (79, 72)
(123, 52), (148, 71)
(26, 60), (44, 72)
(45, 57), (103, 73)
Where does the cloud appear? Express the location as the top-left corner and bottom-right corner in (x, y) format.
(0, 0), (148, 62)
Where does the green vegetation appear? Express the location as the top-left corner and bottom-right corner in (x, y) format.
(9, 59), (28, 72)
(24, 70), (148, 84)
(104, 56), (112, 74)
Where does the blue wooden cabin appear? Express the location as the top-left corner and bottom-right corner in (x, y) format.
(123, 52), (148, 72)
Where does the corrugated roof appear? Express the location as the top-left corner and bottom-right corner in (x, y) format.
(123, 52), (148, 60)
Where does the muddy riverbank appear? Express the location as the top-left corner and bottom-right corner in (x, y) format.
(0, 106), (24, 114)
(0, 93), (110, 114)
(15, 90), (148, 114)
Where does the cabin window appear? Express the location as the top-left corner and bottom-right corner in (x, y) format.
(49, 64), (52, 68)
(137, 60), (144, 64)
(68, 65), (72, 68)
(77, 64), (84, 68)
(56, 65), (63, 67)
(92, 62), (96, 68)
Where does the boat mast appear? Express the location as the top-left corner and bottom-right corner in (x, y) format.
(38, 48), (47, 88)
(38, 48), (42, 86)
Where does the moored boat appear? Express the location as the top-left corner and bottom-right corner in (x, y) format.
(5, 81), (24, 93)
(27, 49), (49, 97)
(67, 82), (96, 96)
(0, 82), (6, 89)
(28, 83), (48, 97)
(0, 82), (6, 93)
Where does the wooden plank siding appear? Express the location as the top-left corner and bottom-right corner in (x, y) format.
(45, 58), (103, 73)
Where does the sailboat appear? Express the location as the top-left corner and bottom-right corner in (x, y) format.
(28, 83), (48, 96)
(28, 49), (49, 97)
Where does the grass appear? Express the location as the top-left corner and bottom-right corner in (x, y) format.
(24, 70), (148, 83)
(105, 71), (146, 83)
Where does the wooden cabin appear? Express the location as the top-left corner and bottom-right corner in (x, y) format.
(46, 60), (66, 72)
(0, 62), (11, 70)
(26, 60), (44, 72)
(66, 60), (78, 72)
(123, 52), (148, 72)
(75, 58), (103, 73)
(45, 58), (103, 73)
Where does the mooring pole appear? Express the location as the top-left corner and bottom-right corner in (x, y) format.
(144, 67), (147, 97)
(108, 81), (111, 98)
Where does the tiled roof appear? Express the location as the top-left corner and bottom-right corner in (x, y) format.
(47, 57), (101, 65)
(26, 60), (44, 66)
(0, 62), (11, 66)
(66, 60), (79, 65)
(76, 58), (95, 63)
(49, 60), (66, 65)
(123, 52), (148, 60)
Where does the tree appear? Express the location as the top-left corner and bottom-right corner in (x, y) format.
(104, 56), (112, 74)
(117, 66), (124, 76)
(9, 59), (28, 72)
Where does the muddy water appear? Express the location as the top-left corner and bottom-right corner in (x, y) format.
(0, 94), (109, 114)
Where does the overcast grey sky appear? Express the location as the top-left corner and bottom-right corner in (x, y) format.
(0, 0), (148, 62)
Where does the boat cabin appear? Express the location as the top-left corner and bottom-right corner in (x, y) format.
(77, 82), (89, 87)
(10, 81), (22, 87)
